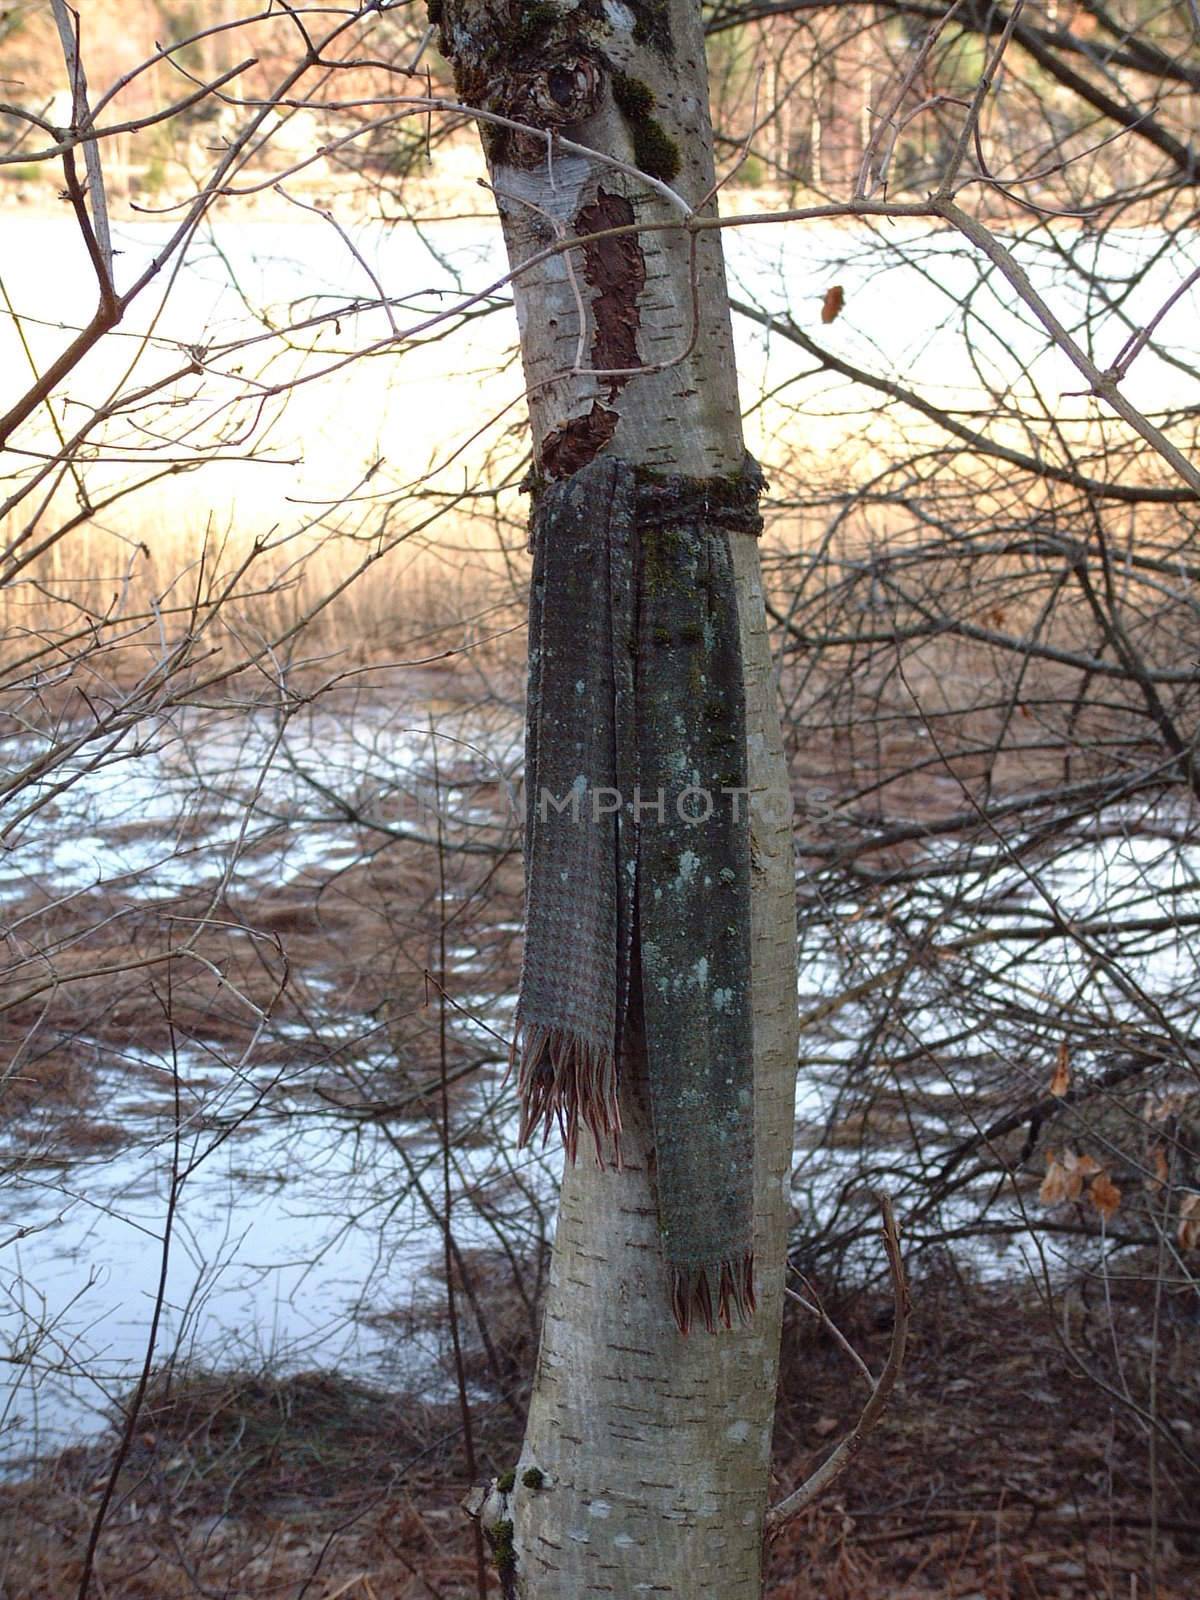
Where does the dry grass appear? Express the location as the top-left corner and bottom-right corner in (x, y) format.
(0, 524), (529, 695)
(0, 1367), (495, 1599)
(2, 1270), (1196, 1598)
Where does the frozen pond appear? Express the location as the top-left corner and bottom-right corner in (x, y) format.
(0, 1044), (549, 1464)
(0, 697), (544, 1466)
(5, 694), (1197, 1463)
(1, 211), (1196, 539)
(792, 799), (1200, 1277)
(0, 699), (523, 899)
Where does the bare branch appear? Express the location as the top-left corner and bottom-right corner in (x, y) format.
(766, 1197), (910, 1529)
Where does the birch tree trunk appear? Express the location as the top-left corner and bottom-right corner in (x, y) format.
(432, 3), (798, 1592)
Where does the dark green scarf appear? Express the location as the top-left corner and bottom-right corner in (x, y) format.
(512, 454), (761, 1333)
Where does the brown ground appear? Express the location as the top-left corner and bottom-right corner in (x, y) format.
(2, 1264), (1195, 1600)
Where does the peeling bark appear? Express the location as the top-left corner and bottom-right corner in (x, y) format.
(540, 401), (619, 479)
(575, 189), (645, 398)
(435, 0), (745, 477)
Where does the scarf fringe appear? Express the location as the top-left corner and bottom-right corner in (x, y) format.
(670, 1252), (756, 1336)
(510, 1020), (622, 1168)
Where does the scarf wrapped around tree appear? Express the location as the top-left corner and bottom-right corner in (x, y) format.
(511, 453), (764, 1334)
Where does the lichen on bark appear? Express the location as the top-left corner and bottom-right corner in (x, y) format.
(432, 0), (680, 175)
(486, 1518), (517, 1597)
(629, 0), (673, 53)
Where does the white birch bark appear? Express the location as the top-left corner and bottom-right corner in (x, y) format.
(435, 2), (798, 1591)
(505, 544), (797, 1597)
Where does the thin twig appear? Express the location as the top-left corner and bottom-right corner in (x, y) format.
(856, 0), (965, 198)
(50, 0), (113, 289)
(75, 986), (184, 1600)
(430, 727), (489, 1600)
(766, 1196), (910, 1531)
(784, 1279), (875, 1388)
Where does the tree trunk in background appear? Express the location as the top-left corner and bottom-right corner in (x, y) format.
(433, 3), (798, 1592)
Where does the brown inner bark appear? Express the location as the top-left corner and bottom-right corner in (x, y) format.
(575, 189), (646, 398)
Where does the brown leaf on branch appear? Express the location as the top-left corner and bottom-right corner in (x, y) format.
(1089, 1171), (1121, 1221)
(1049, 1041), (1070, 1097)
(821, 285), (845, 324)
(1148, 1144), (1169, 1194)
(1040, 1148), (1101, 1206)
(1146, 1090), (1187, 1122)
(1179, 1193), (1200, 1251)
(1039, 1150), (1069, 1205)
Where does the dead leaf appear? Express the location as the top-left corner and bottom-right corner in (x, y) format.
(1049, 1041), (1070, 1097)
(813, 1414), (840, 1437)
(1040, 1147), (1100, 1206)
(821, 285), (845, 324)
(1040, 1150), (1069, 1206)
(1179, 1193), (1200, 1251)
(1147, 1143), (1169, 1194)
(1147, 1091), (1187, 1122)
(1089, 1171), (1121, 1221)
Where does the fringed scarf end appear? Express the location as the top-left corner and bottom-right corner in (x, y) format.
(510, 1020), (622, 1168)
(670, 1251), (756, 1336)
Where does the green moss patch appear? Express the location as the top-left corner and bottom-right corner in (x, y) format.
(610, 71), (681, 183)
(612, 70), (655, 121)
(630, 115), (681, 182)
